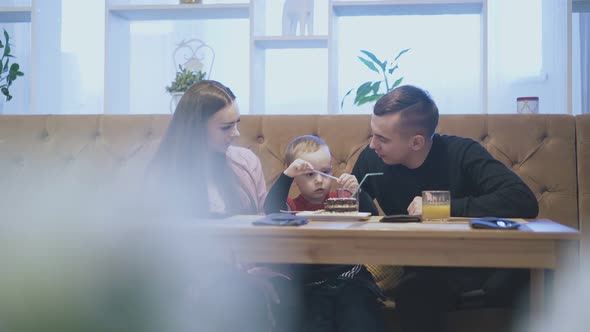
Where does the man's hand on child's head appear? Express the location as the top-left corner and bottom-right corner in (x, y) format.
(284, 158), (314, 178)
(338, 173), (359, 192)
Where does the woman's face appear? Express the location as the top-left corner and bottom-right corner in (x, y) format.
(206, 102), (241, 153)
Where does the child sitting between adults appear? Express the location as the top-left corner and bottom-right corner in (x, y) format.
(264, 135), (385, 332)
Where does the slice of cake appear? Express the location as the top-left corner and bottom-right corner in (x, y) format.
(324, 197), (358, 213)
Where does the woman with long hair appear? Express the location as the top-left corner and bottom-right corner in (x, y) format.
(149, 80), (266, 218)
(147, 80), (290, 332)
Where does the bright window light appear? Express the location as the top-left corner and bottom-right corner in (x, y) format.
(338, 14), (481, 114)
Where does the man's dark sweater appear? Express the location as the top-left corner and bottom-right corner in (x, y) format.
(352, 134), (539, 331)
(352, 134), (539, 218)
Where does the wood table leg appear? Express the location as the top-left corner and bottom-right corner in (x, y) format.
(529, 268), (545, 318)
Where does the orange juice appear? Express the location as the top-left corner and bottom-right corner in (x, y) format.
(422, 204), (451, 220)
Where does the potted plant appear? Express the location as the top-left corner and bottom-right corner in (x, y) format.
(0, 29), (24, 102)
(166, 64), (206, 94)
(166, 65), (206, 112)
(341, 48), (409, 110)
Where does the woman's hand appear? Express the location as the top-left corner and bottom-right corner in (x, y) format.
(283, 158), (314, 178)
(337, 173), (359, 192)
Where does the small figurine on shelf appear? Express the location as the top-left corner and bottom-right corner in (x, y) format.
(282, 0), (314, 36)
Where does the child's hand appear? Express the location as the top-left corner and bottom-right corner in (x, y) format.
(337, 173), (359, 192)
(284, 158), (314, 178)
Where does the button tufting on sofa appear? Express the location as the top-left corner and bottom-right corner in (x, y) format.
(0, 113), (585, 238)
(539, 133), (548, 142)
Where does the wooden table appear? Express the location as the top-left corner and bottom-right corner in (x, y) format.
(193, 216), (580, 315)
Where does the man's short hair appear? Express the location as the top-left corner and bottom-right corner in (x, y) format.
(373, 85), (439, 138)
(285, 135), (329, 165)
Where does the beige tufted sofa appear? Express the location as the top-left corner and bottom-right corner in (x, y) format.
(0, 113), (586, 241)
(0, 113), (588, 331)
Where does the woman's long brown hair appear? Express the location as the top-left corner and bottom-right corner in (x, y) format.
(147, 80), (237, 218)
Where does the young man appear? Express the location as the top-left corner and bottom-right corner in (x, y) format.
(352, 85), (539, 332)
(264, 135), (384, 332)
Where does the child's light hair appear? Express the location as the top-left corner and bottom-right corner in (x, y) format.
(284, 135), (330, 165)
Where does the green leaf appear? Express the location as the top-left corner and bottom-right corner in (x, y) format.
(0, 30), (24, 101)
(357, 56), (380, 74)
(388, 64), (398, 75)
(357, 93), (384, 106)
(390, 77), (404, 90)
(341, 88), (354, 109)
(360, 50), (386, 71)
(394, 48), (411, 61)
(355, 81), (373, 100)
(354, 89), (372, 105)
(371, 81), (381, 94)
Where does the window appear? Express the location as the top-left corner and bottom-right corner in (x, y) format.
(338, 13), (481, 114)
(61, 0), (105, 114)
(264, 49), (328, 114)
(0, 0), (573, 115)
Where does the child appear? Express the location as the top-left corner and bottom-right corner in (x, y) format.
(264, 135), (385, 332)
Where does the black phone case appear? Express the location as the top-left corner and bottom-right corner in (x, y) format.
(469, 218), (521, 230)
(380, 214), (422, 223)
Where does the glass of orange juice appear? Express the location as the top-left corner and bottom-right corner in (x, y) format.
(422, 190), (451, 221)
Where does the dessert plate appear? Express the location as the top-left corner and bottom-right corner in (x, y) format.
(296, 210), (371, 221)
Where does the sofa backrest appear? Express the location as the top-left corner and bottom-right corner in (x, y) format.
(0, 114), (580, 229)
(576, 114), (590, 246)
(236, 114), (579, 229)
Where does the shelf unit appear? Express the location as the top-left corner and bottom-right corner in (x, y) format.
(331, 0), (483, 16)
(106, 2), (249, 114)
(109, 4), (250, 20)
(0, 7), (32, 23)
(252, 36), (329, 49)
(103, 0), (492, 114)
(573, 0), (590, 12)
(104, 0), (489, 114)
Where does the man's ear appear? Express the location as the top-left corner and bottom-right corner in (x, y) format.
(410, 135), (425, 151)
